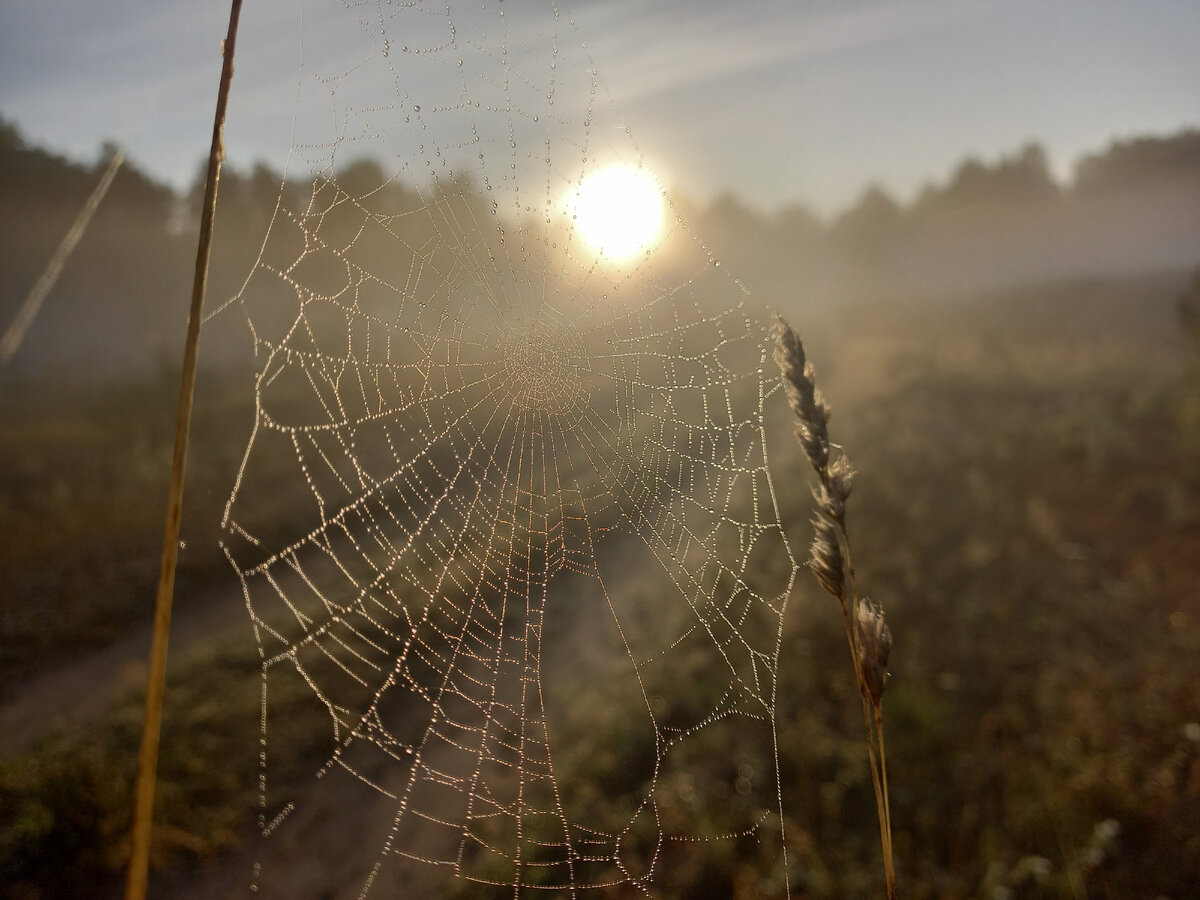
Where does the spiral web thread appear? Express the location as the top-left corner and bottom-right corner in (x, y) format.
(219, 1), (801, 894)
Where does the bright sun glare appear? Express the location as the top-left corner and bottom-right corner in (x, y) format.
(570, 165), (663, 262)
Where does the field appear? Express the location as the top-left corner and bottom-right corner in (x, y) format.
(2, 266), (1198, 898)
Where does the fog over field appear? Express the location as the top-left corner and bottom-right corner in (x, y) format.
(3, 118), (1199, 381)
(1, 4), (1199, 897)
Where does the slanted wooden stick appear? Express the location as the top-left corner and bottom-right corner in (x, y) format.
(0, 150), (124, 365)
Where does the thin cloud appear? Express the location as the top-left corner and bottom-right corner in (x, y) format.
(574, 0), (995, 102)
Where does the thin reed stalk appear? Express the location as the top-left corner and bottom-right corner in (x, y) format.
(774, 316), (896, 899)
(0, 150), (124, 365)
(124, 3), (244, 898)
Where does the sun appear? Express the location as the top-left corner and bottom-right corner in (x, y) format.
(570, 165), (664, 262)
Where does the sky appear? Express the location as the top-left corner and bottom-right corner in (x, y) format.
(0, 0), (1197, 216)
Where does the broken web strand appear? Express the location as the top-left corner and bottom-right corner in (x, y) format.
(216, 1), (802, 895)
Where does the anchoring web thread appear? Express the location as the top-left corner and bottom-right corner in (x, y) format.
(219, 1), (801, 895)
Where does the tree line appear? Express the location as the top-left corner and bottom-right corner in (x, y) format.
(2, 116), (1198, 380)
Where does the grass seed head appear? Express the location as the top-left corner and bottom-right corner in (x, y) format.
(809, 514), (844, 598)
(826, 455), (854, 504)
(774, 317), (832, 472)
(855, 599), (893, 704)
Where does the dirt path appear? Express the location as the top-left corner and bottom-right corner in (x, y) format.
(0, 578), (245, 756)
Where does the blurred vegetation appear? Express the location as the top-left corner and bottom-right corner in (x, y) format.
(0, 637), (333, 899)
(0, 371), (255, 680)
(2, 117), (1200, 898)
(769, 323), (1200, 898)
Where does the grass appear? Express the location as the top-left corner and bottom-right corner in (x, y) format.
(126, 6), (244, 894)
(781, 305), (1200, 897)
(775, 316), (895, 897)
(2, 272), (1199, 897)
(0, 637), (330, 899)
(0, 371), (249, 683)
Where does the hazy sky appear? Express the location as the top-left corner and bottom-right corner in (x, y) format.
(1, 0), (1197, 215)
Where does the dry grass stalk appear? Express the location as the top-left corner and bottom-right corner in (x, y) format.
(774, 316), (896, 899)
(124, 3), (244, 899)
(0, 150), (124, 365)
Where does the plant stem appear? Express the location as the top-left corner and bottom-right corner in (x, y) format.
(875, 703), (896, 899)
(0, 151), (124, 365)
(839, 585), (894, 895)
(842, 532), (896, 898)
(124, 3), (243, 898)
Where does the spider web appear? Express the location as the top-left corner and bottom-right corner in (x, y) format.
(218, 1), (801, 895)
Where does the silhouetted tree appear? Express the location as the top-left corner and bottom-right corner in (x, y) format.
(1074, 131), (1200, 195)
(914, 143), (1057, 216)
(832, 184), (903, 261)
